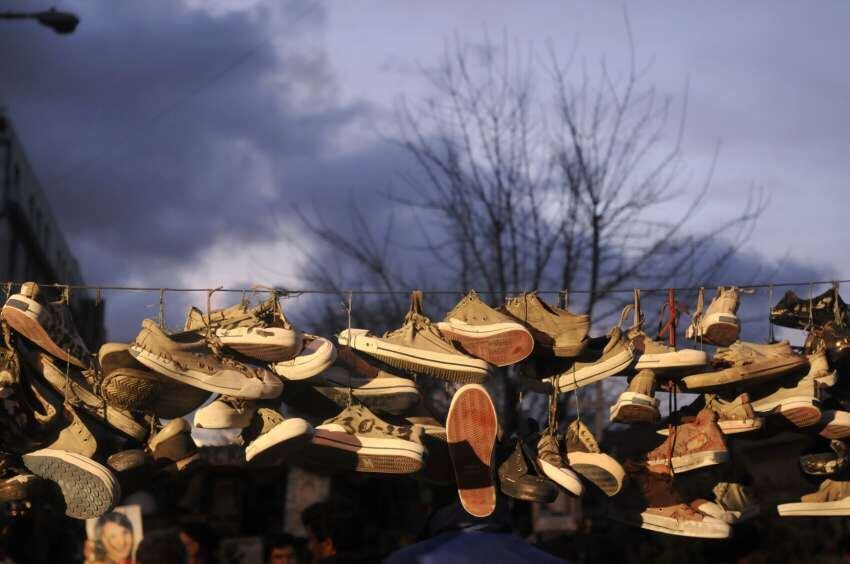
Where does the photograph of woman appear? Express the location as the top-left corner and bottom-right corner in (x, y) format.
(85, 506), (143, 563)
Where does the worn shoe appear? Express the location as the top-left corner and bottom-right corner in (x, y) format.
(681, 340), (808, 392)
(807, 348), (837, 388)
(148, 418), (199, 472)
(194, 396), (257, 429)
(535, 432), (583, 496)
(800, 440), (848, 476)
(436, 290), (534, 366)
(130, 319), (282, 399)
(750, 370), (821, 428)
(0, 473), (46, 504)
(806, 322), (850, 370)
(498, 439), (559, 503)
(659, 392), (763, 436)
(625, 304), (707, 372)
(338, 292), (490, 384)
(272, 334), (336, 381)
(107, 449), (155, 497)
(565, 420), (625, 496)
(244, 407), (313, 466)
(771, 287), (849, 331)
(778, 479), (850, 517)
(184, 296), (303, 362)
(22, 449), (120, 519)
(694, 482), (760, 524)
(447, 384), (498, 518)
(686, 286), (741, 346)
(817, 410), (850, 439)
(0, 345), (20, 398)
(502, 292), (589, 357)
(609, 464), (730, 538)
(99, 343), (211, 418)
(646, 409), (728, 473)
(384, 401), (453, 484)
(610, 369), (660, 424)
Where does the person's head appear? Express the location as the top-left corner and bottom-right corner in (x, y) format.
(95, 511), (134, 562)
(301, 499), (362, 563)
(265, 533), (304, 564)
(178, 522), (217, 563)
(136, 529), (187, 564)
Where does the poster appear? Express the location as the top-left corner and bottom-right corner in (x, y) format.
(85, 505), (144, 564)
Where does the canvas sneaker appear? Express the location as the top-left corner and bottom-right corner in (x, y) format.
(610, 369), (660, 424)
(622, 301), (707, 372)
(565, 420), (625, 496)
(817, 410), (850, 439)
(338, 291), (490, 383)
(771, 287), (849, 331)
(130, 319), (282, 399)
(502, 292), (589, 357)
(271, 334), (336, 381)
(778, 479), (850, 517)
(646, 409), (728, 473)
(447, 384), (498, 518)
(0, 473), (46, 504)
(807, 348), (837, 388)
(1, 282), (91, 368)
(686, 286), (741, 346)
(535, 431), (583, 496)
(184, 296), (303, 362)
(749, 370), (821, 428)
(800, 440), (848, 476)
(608, 463), (730, 538)
(659, 392), (763, 436)
(436, 290), (534, 366)
(244, 407), (313, 467)
(194, 396), (257, 429)
(806, 322), (850, 370)
(694, 482), (760, 524)
(384, 401), (453, 484)
(498, 439), (559, 503)
(148, 418), (200, 473)
(681, 340), (808, 392)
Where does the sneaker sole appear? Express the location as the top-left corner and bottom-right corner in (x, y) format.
(22, 449), (119, 519)
(102, 368), (211, 419)
(681, 356), (808, 392)
(635, 349), (708, 371)
(550, 348), (634, 392)
(566, 451), (624, 496)
(608, 509), (730, 538)
(657, 418), (763, 436)
(436, 321), (534, 367)
(2, 298), (87, 368)
(778, 498), (850, 517)
(339, 330), (490, 384)
(499, 477), (559, 503)
(218, 327), (301, 363)
(702, 313), (741, 347)
(272, 336), (336, 380)
(609, 392), (660, 424)
(819, 411), (850, 439)
(447, 384), (497, 518)
(245, 418), (314, 466)
(646, 450), (729, 474)
(538, 458), (583, 496)
(301, 428), (424, 474)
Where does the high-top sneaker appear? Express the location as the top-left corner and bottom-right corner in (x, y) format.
(771, 287), (849, 331)
(646, 409), (728, 473)
(565, 420), (625, 496)
(681, 340), (808, 392)
(130, 319), (282, 399)
(436, 290), (534, 366)
(535, 431), (582, 496)
(778, 479), (850, 517)
(447, 384), (498, 518)
(243, 407), (313, 467)
(610, 369), (660, 424)
(800, 440), (849, 476)
(272, 334), (336, 381)
(498, 439), (559, 503)
(686, 286), (741, 347)
(502, 292), (589, 357)
(338, 292), (490, 383)
(659, 392), (762, 436)
(194, 396), (257, 429)
(1, 282), (91, 368)
(694, 482), (760, 524)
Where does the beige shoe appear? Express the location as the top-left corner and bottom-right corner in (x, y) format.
(686, 286), (741, 346)
(750, 370), (821, 428)
(565, 420), (624, 496)
(148, 418), (199, 471)
(130, 319), (282, 399)
(194, 396), (257, 429)
(818, 410), (850, 439)
(502, 292), (589, 357)
(610, 369), (660, 424)
(244, 407), (313, 466)
(778, 479), (850, 516)
(436, 290), (534, 366)
(272, 334), (336, 381)
(338, 292), (490, 383)
(694, 482), (760, 524)
(659, 392), (763, 436)
(536, 431), (583, 496)
(681, 340), (808, 392)
(623, 294), (707, 371)
(646, 409), (728, 473)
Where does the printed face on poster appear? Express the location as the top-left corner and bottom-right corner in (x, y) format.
(85, 505), (144, 564)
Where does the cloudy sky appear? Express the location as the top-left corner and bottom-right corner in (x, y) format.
(2, 1), (849, 339)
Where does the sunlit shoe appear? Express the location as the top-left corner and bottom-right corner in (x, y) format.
(817, 410), (850, 439)
(498, 439), (559, 503)
(436, 290), (534, 366)
(271, 334), (336, 381)
(244, 407), (313, 467)
(338, 292), (490, 384)
(130, 319), (282, 399)
(610, 369), (660, 424)
(148, 419), (201, 473)
(646, 409), (728, 474)
(681, 340), (808, 392)
(806, 322), (850, 370)
(1, 281), (91, 368)
(750, 370), (821, 428)
(658, 392), (763, 436)
(502, 292), (589, 357)
(447, 384), (498, 517)
(624, 296), (707, 372)
(565, 420), (624, 496)
(778, 479), (850, 517)
(800, 440), (848, 476)
(771, 286), (849, 331)
(535, 431), (582, 496)
(686, 286), (741, 347)
(694, 482), (760, 524)
(193, 396), (257, 429)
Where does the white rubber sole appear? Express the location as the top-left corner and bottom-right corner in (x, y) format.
(609, 509), (731, 538)
(435, 319), (534, 367)
(609, 392), (660, 424)
(819, 410), (850, 439)
(245, 418), (314, 465)
(646, 450), (729, 473)
(635, 349), (708, 370)
(699, 312), (741, 346)
(538, 458), (583, 496)
(2, 295), (88, 368)
(272, 335), (336, 380)
(549, 347), (634, 392)
(778, 497), (850, 517)
(304, 425), (425, 474)
(567, 451), (625, 496)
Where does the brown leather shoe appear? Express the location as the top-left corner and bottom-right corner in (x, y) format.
(646, 409), (728, 474)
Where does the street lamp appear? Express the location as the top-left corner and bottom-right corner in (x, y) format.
(0, 7), (79, 35)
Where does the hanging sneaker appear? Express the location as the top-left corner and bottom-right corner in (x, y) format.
(502, 292), (589, 357)
(771, 287), (849, 331)
(645, 409), (728, 474)
(148, 419), (200, 473)
(565, 420), (625, 496)
(624, 301), (706, 371)
(99, 342), (211, 419)
(608, 463), (731, 538)
(800, 440), (848, 476)
(303, 403), (425, 474)
(807, 348), (837, 388)
(436, 290), (534, 366)
(385, 400), (454, 484)
(0, 473), (46, 504)
(693, 482), (760, 524)
(130, 319), (282, 399)
(498, 439), (559, 503)
(778, 479), (850, 517)
(610, 369), (660, 424)
(1, 282), (91, 368)
(681, 341), (808, 392)
(686, 286), (741, 347)
(338, 292), (490, 383)
(194, 396), (257, 429)
(447, 384), (498, 517)
(243, 407), (313, 467)
(271, 334), (336, 381)
(817, 410), (850, 439)
(659, 392), (763, 436)
(184, 296), (303, 362)
(535, 431), (583, 496)
(806, 322), (850, 370)
(750, 370), (821, 428)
